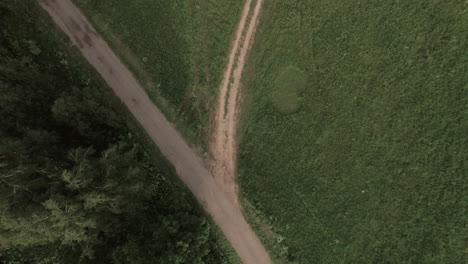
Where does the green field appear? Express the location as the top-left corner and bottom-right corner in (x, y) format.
(73, 0), (242, 144)
(239, 0), (467, 263)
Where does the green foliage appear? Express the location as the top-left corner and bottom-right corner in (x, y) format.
(0, 1), (231, 263)
(271, 66), (307, 114)
(72, 0), (243, 144)
(0, 244), (75, 264)
(240, 0), (468, 263)
(113, 194), (212, 264)
(52, 86), (124, 145)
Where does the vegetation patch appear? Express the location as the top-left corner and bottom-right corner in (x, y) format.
(239, 0), (467, 263)
(271, 66), (307, 114)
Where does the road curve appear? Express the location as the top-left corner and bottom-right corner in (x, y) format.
(38, 0), (272, 263)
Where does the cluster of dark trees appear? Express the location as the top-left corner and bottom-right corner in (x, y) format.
(0, 1), (227, 263)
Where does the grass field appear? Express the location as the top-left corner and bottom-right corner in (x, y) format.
(73, 0), (243, 144)
(239, 0), (467, 263)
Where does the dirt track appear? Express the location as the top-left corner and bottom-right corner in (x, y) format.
(38, 0), (271, 263)
(211, 0), (264, 207)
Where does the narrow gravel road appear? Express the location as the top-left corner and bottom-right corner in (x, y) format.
(38, 0), (271, 263)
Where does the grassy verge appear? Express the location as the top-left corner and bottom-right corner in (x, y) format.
(72, 0), (243, 147)
(240, 199), (293, 263)
(213, 228), (243, 264)
(239, 0), (467, 263)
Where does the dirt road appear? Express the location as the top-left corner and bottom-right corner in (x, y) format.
(211, 0), (264, 207)
(38, 0), (271, 263)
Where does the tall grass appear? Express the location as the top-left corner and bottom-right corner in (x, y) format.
(239, 0), (467, 262)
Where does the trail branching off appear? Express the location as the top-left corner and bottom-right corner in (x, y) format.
(38, 0), (270, 263)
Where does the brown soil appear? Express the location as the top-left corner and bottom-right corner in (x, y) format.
(39, 0), (271, 263)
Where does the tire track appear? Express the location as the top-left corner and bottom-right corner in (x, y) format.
(211, 0), (264, 208)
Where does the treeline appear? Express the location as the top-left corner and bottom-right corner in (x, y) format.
(0, 1), (228, 263)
